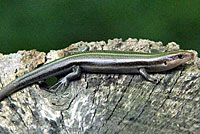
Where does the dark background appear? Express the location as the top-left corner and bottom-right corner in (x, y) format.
(0, 0), (199, 54)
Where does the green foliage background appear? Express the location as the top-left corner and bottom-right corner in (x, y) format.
(0, 0), (199, 54)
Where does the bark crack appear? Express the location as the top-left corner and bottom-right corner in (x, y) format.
(117, 76), (137, 125)
(106, 76), (133, 122)
(98, 76), (133, 133)
(132, 82), (158, 122)
(8, 99), (29, 133)
(157, 69), (183, 111)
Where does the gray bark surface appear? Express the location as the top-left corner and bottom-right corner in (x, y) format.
(0, 38), (199, 134)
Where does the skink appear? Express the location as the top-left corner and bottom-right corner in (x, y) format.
(0, 49), (194, 101)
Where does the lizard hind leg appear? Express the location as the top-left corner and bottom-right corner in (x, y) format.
(50, 65), (82, 95)
(49, 77), (69, 94)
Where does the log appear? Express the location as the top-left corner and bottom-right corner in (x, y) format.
(0, 38), (199, 134)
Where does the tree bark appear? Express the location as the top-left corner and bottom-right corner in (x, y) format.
(0, 38), (199, 134)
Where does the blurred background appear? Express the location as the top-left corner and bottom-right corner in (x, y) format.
(0, 0), (199, 54)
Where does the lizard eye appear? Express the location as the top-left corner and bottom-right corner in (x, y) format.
(164, 61), (168, 65)
(177, 54), (183, 59)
